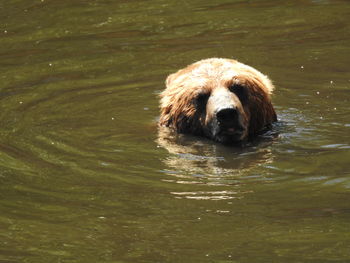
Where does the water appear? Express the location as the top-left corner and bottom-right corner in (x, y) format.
(1, 0), (350, 262)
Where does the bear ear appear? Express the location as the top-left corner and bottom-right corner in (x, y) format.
(165, 73), (176, 87)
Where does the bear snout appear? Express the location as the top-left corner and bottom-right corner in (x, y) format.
(216, 108), (239, 125)
(205, 88), (248, 143)
(208, 107), (247, 144)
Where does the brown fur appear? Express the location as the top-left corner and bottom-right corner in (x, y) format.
(159, 58), (277, 144)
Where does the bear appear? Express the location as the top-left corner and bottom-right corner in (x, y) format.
(159, 58), (277, 145)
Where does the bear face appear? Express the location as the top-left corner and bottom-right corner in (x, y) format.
(159, 58), (277, 144)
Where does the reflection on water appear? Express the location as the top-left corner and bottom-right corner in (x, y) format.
(157, 125), (279, 199)
(157, 127), (277, 177)
(170, 190), (248, 200)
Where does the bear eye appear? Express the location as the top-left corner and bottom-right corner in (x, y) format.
(194, 92), (209, 109)
(229, 84), (248, 104)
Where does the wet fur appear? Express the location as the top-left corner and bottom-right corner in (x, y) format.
(159, 58), (277, 143)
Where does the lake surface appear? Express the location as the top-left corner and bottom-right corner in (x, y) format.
(1, 0), (350, 262)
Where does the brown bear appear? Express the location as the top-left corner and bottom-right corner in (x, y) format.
(159, 58), (277, 144)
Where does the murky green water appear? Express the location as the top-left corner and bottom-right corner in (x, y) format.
(1, 0), (350, 262)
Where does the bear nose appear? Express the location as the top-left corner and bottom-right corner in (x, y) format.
(216, 108), (238, 124)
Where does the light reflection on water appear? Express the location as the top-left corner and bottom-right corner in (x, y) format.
(156, 124), (279, 200)
(170, 190), (247, 200)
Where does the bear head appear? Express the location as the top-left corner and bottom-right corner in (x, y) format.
(159, 58), (277, 144)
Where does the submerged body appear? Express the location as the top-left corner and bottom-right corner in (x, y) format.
(159, 58), (277, 144)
